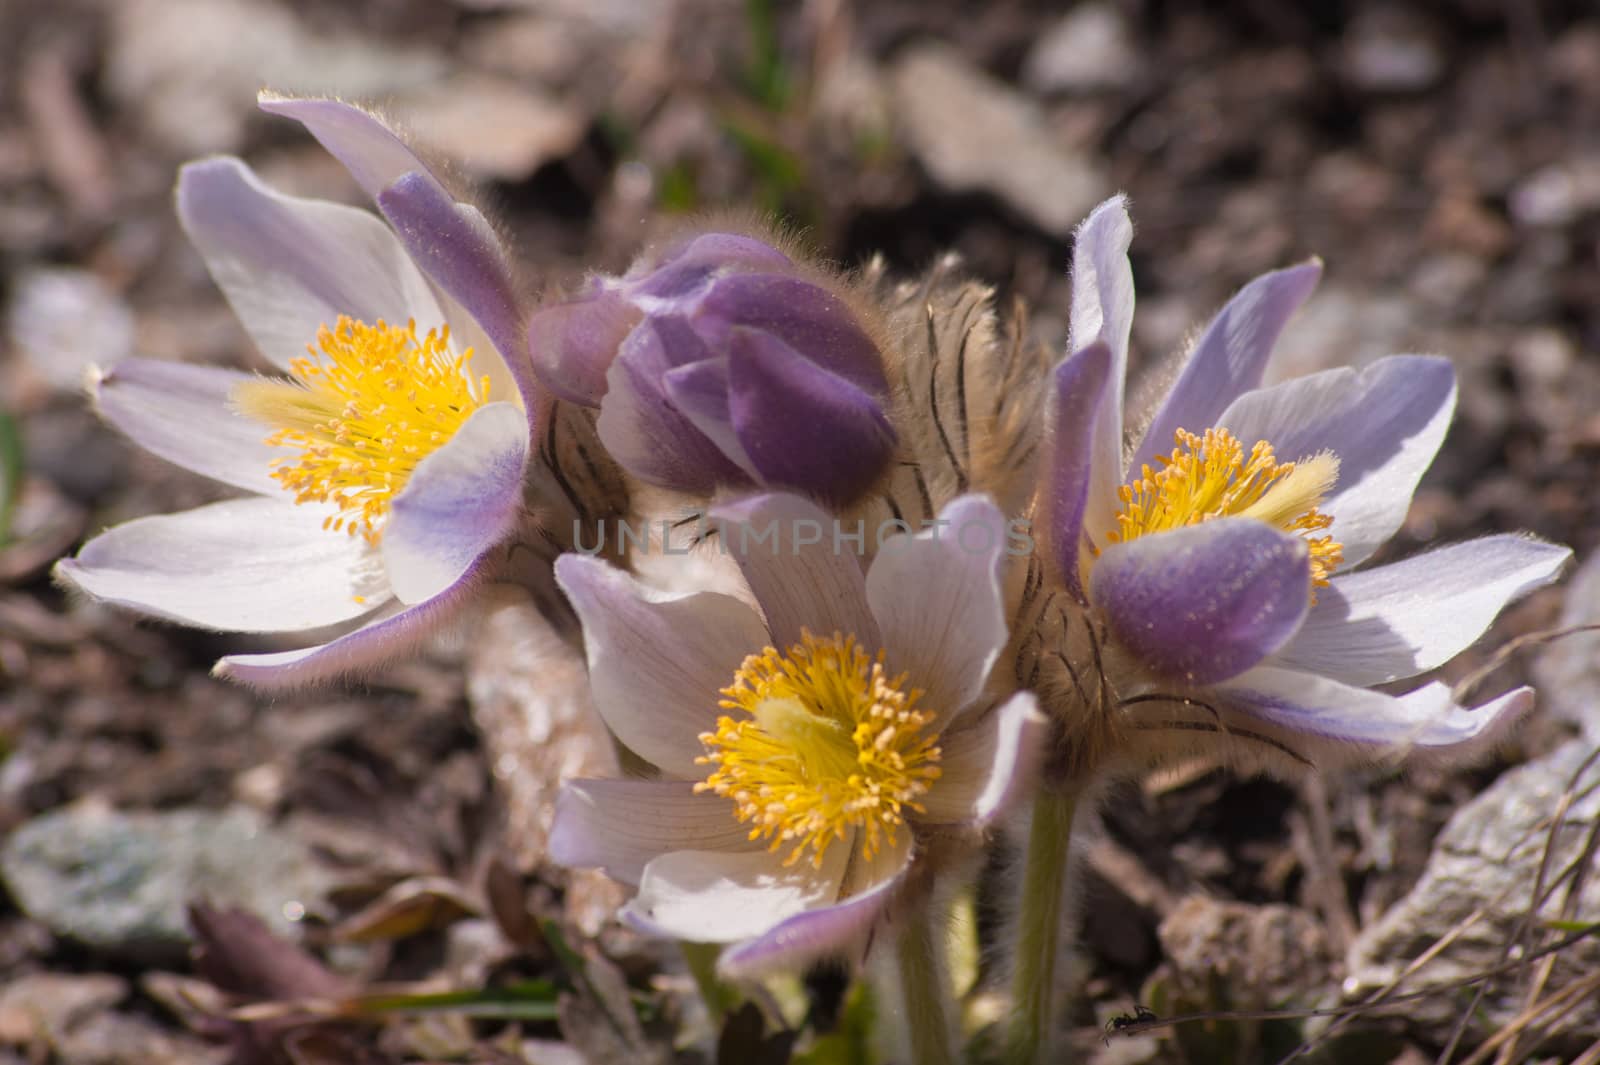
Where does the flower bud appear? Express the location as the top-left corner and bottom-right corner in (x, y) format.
(527, 231), (896, 503)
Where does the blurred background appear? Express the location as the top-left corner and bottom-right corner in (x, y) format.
(2, 1), (1599, 1062)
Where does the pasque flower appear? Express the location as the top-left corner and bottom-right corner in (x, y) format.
(55, 95), (541, 687)
(1034, 196), (1570, 771)
(547, 493), (1043, 975)
(526, 230), (896, 503)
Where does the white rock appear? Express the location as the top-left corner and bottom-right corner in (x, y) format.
(400, 76), (587, 182)
(105, 0), (445, 154)
(890, 43), (1108, 237)
(1344, 741), (1600, 1044)
(1023, 3), (1142, 94)
(7, 268), (133, 392)
(1533, 548), (1600, 741)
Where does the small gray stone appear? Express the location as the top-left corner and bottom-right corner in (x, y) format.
(890, 43), (1108, 237)
(1510, 157), (1600, 227)
(1158, 897), (1332, 1009)
(1533, 549), (1600, 741)
(1341, 7), (1445, 93)
(104, 0), (445, 154)
(7, 268), (134, 392)
(399, 76), (587, 182)
(0, 805), (332, 963)
(1023, 3), (1143, 94)
(1343, 740), (1600, 1043)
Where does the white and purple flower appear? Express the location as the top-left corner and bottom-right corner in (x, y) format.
(526, 231), (897, 503)
(547, 493), (1044, 976)
(55, 95), (540, 688)
(1036, 196), (1570, 770)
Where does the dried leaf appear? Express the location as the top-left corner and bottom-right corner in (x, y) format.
(331, 876), (479, 943)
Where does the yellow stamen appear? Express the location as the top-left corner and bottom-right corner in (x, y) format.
(232, 316), (491, 546)
(696, 630), (943, 870)
(1107, 427), (1344, 592)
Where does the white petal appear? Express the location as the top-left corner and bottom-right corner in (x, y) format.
(718, 835), (909, 977)
(1217, 355), (1456, 568)
(1066, 197), (1136, 547)
(711, 492), (879, 651)
(91, 359), (284, 496)
(1274, 536), (1571, 685)
(176, 156), (447, 372)
(621, 838), (849, 944)
(213, 569), (487, 690)
(1216, 666), (1533, 752)
(918, 693), (1047, 826)
(554, 553), (769, 778)
(382, 402), (528, 605)
(57, 498), (384, 632)
(865, 495), (1009, 729)
(549, 780), (763, 886)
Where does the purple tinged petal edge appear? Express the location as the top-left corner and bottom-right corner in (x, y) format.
(1046, 341), (1113, 600)
(377, 172), (536, 408)
(1132, 259), (1322, 474)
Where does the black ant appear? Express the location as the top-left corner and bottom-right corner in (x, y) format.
(1103, 1004), (1158, 1044)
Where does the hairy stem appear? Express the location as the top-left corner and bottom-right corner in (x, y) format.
(1007, 786), (1080, 1065)
(895, 916), (958, 1065)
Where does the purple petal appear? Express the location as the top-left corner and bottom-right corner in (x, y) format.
(1066, 196), (1135, 548)
(376, 172), (534, 407)
(258, 94), (438, 201)
(708, 492), (879, 651)
(630, 228), (793, 284)
(717, 837), (910, 978)
(526, 286), (641, 406)
(549, 779), (762, 886)
(57, 498), (381, 633)
(630, 232), (793, 300)
(214, 553), (494, 689)
(660, 356), (759, 479)
(1217, 667), (1534, 755)
(1274, 536), (1570, 686)
(865, 495), (1010, 728)
(1131, 260), (1323, 474)
(553, 553), (769, 778)
(919, 693), (1047, 826)
(724, 327), (895, 502)
(1091, 518), (1311, 685)
(91, 359), (284, 497)
(382, 402), (528, 606)
(698, 274), (888, 396)
(1218, 355), (1456, 568)
(596, 321), (751, 493)
(177, 157), (445, 372)
(1044, 341), (1113, 600)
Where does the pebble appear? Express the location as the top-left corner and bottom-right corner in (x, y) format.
(0, 804), (332, 963)
(890, 42), (1109, 237)
(1533, 549), (1600, 741)
(1023, 2), (1143, 94)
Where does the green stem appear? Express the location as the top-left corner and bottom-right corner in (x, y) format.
(680, 941), (737, 1024)
(1006, 786), (1080, 1065)
(895, 917), (957, 1065)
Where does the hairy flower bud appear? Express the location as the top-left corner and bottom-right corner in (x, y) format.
(527, 231), (896, 503)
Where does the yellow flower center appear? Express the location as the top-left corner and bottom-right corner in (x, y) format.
(695, 631), (943, 870)
(232, 316), (491, 545)
(1108, 427), (1344, 592)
